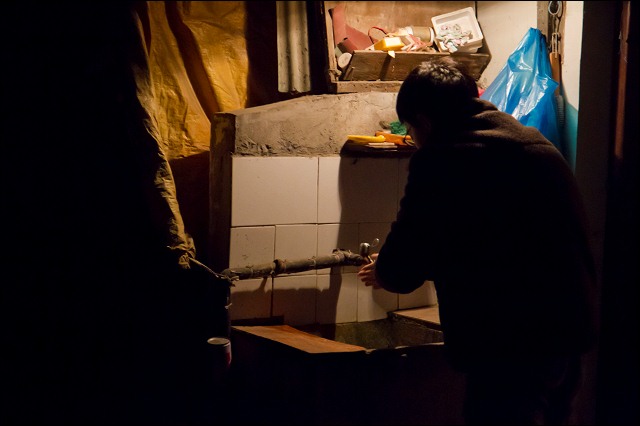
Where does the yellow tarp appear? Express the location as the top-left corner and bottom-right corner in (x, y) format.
(134, 1), (249, 159)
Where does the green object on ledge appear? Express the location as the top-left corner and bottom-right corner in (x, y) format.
(390, 120), (408, 135)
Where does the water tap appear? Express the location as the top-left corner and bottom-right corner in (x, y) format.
(359, 238), (380, 264)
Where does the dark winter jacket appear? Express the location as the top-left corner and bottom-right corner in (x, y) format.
(375, 98), (599, 371)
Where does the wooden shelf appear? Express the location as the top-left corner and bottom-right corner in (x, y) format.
(340, 141), (417, 158)
(320, 1), (492, 94)
(341, 50), (490, 82)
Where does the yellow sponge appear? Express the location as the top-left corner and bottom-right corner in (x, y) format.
(373, 36), (405, 52)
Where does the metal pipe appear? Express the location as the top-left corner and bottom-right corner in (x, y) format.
(219, 249), (367, 281)
(211, 249), (368, 338)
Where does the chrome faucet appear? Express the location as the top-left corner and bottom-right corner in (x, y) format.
(359, 238), (380, 264)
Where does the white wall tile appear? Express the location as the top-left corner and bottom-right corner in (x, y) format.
(272, 275), (317, 326)
(229, 226), (275, 269)
(399, 280), (438, 309)
(231, 156), (318, 226)
(275, 224), (318, 275)
(317, 223), (360, 274)
(317, 157), (341, 223)
(229, 277), (273, 322)
(319, 157), (399, 224)
(357, 279), (398, 322)
(316, 273), (358, 324)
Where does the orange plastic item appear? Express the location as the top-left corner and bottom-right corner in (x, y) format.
(375, 131), (413, 145)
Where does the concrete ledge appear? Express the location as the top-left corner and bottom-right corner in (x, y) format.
(211, 92), (398, 156)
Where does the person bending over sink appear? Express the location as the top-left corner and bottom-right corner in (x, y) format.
(358, 57), (598, 426)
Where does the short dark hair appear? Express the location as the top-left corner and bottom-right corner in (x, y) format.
(396, 57), (479, 127)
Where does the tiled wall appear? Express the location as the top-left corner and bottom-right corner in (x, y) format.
(227, 155), (437, 326)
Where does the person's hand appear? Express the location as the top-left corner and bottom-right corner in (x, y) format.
(357, 253), (383, 289)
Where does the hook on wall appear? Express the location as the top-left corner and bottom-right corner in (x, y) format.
(547, 1), (564, 54)
(548, 1), (563, 19)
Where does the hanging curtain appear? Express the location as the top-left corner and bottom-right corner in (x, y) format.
(133, 1), (251, 159)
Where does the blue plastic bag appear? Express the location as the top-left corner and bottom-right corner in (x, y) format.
(481, 28), (560, 149)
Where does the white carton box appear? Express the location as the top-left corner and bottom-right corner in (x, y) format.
(432, 7), (484, 53)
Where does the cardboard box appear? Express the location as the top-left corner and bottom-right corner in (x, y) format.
(432, 7), (484, 53)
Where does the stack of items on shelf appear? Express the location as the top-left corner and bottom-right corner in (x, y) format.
(331, 5), (484, 70)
